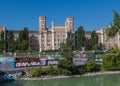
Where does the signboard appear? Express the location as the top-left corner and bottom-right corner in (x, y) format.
(73, 57), (87, 65)
(0, 57), (15, 69)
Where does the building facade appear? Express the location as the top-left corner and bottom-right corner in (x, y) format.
(38, 16), (75, 52)
(1, 16), (120, 51)
(96, 28), (120, 49)
(0, 16), (75, 52)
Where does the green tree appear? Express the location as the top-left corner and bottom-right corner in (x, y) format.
(102, 52), (120, 70)
(21, 40), (29, 50)
(77, 26), (85, 50)
(0, 31), (5, 52)
(18, 30), (24, 43)
(7, 30), (15, 52)
(59, 38), (74, 58)
(57, 59), (74, 75)
(84, 38), (91, 50)
(90, 30), (98, 50)
(18, 27), (29, 51)
(86, 60), (96, 72)
(113, 10), (120, 29)
(23, 27), (29, 40)
(31, 66), (43, 77)
(106, 10), (120, 38)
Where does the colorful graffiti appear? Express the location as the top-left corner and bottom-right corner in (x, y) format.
(0, 57), (59, 68)
(0, 57), (15, 69)
(73, 57), (87, 65)
(47, 60), (58, 65)
(14, 57), (40, 63)
(15, 57), (47, 68)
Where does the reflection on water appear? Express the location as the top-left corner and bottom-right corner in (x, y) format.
(1, 74), (120, 86)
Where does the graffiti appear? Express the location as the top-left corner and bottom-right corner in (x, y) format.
(14, 57), (40, 63)
(75, 53), (86, 58)
(15, 61), (47, 67)
(0, 62), (12, 68)
(16, 62), (30, 67)
(0, 57), (15, 69)
(47, 60), (58, 65)
(0, 57), (59, 68)
(73, 57), (87, 65)
(40, 58), (47, 66)
(15, 57), (47, 68)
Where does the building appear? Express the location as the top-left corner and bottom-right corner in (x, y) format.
(96, 28), (120, 49)
(1, 16), (120, 52)
(0, 26), (6, 39)
(38, 16), (75, 51)
(0, 16), (75, 52)
(13, 30), (39, 50)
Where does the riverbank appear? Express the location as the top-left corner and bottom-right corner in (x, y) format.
(18, 71), (120, 80)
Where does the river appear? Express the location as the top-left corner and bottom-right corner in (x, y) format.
(1, 74), (120, 86)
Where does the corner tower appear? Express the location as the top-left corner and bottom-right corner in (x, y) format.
(39, 16), (46, 30)
(66, 17), (74, 32)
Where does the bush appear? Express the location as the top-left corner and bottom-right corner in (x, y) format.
(86, 60), (96, 72)
(31, 66), (43, 77)
(57, 58), (75, 74)
(61, 69), (72, 75)
(102, 53), (120, 70)
(45, 66), (59, 75)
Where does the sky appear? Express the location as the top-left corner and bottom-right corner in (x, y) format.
(0, 0), (120, 31)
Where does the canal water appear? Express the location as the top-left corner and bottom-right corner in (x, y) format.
(1, 74), (120, 86)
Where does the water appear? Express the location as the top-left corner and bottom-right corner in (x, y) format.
(1, 74), (120, 86)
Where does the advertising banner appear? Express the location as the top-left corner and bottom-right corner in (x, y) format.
(0, 57), (15, 69)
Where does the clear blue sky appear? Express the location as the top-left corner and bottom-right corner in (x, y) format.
(0, 0), (120, 31)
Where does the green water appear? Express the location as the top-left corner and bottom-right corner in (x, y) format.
(1, 74), (120, 86)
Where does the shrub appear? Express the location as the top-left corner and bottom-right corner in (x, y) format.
(31, 66), (43, 77)
(86, 60), (96, 72)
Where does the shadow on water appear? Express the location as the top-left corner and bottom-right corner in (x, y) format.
(0, 81), (22, 86)
(0, 74), (120, 86)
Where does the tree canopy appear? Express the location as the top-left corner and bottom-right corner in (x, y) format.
(77, 26), (85, 50)
(59, 38), (74, 58)
(106, 10), (120, 38)
(90, 30), (98, 50)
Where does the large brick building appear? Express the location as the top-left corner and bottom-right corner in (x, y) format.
(0, 16), (75, 51)
(38, 16), (75, 51)
(0, 17), (120, 51)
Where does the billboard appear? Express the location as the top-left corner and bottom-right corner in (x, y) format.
(0, 57), (15, 69)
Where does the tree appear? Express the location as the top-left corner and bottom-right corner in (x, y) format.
(84, 37), (91, 50)
(23, 27), (29, 50)
(17, 27), (29, 51)
(59, 38), (74, 58)
(102, 49), (120, 70)
(106, 10), (120, 38)
(18, 30), (24, 43)
(113, 10), (120, 29)
(7, 30), (15, 52)
(77, 26), (85, 50)
(0, 31), (5, 52)
(86, 60), (96, 72)
(23, 27), (29, 40)
(21, 40), (29, 50)
(57, 59), (74, 75)
(90, 30), (98, 50)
